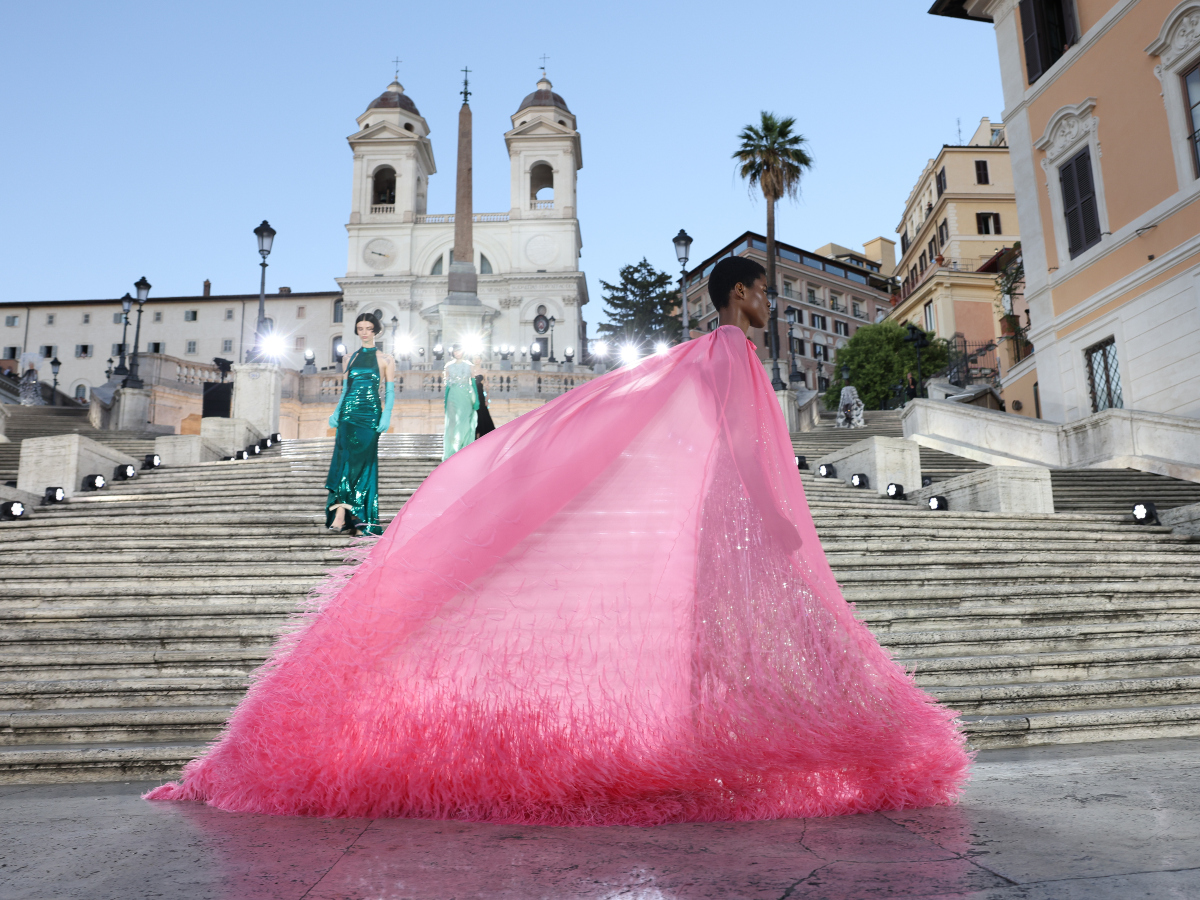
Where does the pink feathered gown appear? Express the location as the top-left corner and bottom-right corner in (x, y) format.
(147, 326), (970, 824)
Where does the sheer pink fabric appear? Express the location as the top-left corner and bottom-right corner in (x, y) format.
(147, 326), (970, 824)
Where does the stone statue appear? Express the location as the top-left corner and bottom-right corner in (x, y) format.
(836, 386), (865, 428)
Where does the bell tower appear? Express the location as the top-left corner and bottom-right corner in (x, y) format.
(505, 76), (582, 225)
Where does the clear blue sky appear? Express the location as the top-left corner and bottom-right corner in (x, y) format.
(0, 1), (1002, 330)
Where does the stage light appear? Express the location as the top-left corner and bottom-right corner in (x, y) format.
(818, 463), (837, 478)
(336, 342), (348, 358)
(850, 473), (869, 489)
(927, 495), (949, 511)
(262, 333), (287, 358)
(142, 453), (161, 470)
(0, 500), (27, 520)
(564, 347), (575, 361)
(795, 455), (808, 471)
(259, 437), (273, 450)
(620, 344), (640, 366)
(270, 432), (281, 443)
(113, 463), (137, 482)
(655, 341), (670, 355)
(886, 483), (906, 500)
(921, 476), (933, 487)
(81, 474), (106, 491)
(593, 340), (608, 358)
(43, 486), (65, 504)
(1132, 502), (1160, 525)
(462, 334), (485, 357)
(248, 443), (262, 456)
(233, 450), (250, 461)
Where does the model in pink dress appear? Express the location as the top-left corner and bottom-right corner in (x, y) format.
(148, 257), (970, 825)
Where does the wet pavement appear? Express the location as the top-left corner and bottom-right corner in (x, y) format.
(1, 736), (1197, 899)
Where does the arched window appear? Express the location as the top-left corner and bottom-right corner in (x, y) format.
(373, 308), (384, 321)
(404, 122), (414, 132)
(372, 167), (396, 206)
(333, 299), (344, 323)
(431, 255), (443, 275)
(480, 254), (493, 274)
(74, 383), (87, 400)
(530, 163), (554, 202)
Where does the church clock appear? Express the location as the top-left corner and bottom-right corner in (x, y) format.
(362, 238), (397, 270)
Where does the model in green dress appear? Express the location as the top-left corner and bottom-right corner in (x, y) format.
(326, 314), (395, 536)
(442, 346), (478, 461)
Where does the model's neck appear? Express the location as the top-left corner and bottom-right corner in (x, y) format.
(716, 308), (752, 336)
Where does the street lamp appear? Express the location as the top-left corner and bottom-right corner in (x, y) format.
(114, 293), (133, 376)
(673, 229), (693, 340)
(768, 284), (785, 392)
(785, 308), (801, 386)
(125, 277), (150, 389)
(841, 363), (851, 385)
(50, 356), (61, 405)
(252, 220), (276, 361)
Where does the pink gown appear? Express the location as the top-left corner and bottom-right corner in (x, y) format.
(147, 326), (970, 825)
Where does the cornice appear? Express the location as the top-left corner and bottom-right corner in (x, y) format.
(1146, 1), (1200, 68)
(1033, 98), (1098, 163)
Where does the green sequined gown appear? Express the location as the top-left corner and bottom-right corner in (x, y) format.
(442, 359), (478, 461)
(326, 348), (382, 536)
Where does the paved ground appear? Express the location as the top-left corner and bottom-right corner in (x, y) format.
(1, 737), (1197, 900)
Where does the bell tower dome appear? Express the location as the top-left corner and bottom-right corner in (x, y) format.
(347, 81), (436, 226)
(505, 75), (582, 221)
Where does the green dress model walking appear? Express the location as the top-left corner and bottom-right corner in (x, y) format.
(442, 346), (478, 461)
(326, 313), (395, 536)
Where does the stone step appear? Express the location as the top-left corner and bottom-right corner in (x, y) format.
(928, 674), (1200, 715)
(904, 645), (1200, 685)
(0, 741), (209, 784)
(0, 707), (231, 748)
(0, 676), (250, 711)
(880, 621), (1200, 655)
(0, 648), (269, 681)
(961, 703), (1200, 748)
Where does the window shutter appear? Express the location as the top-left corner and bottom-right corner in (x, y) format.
(1020, 0), (1044, 84)
(1073, 146), (1101, 249)
(993, 214), (1002, 234)
(976, 212), (987, 235)
(1061, 0), (1079, 46)
(1060, 154), (1085, 256)
(976, 160), (990, 184)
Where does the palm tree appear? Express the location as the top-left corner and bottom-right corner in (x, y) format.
(734, 112), (813, 390)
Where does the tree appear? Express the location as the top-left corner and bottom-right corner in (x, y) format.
(596, 258), (681, 350)
(822, 322), (950, 411)
(733, 112), (814, 387)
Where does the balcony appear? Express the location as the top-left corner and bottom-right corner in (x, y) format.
(415, 212), (511, 224)
(830, 300), (846, 313)
(852, 308), (866, 319)
(530, 200), (554, 210)
(369, 205), (395, 215)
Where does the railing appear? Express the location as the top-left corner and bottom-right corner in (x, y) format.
(830, 300), (846, 313)
(852, 308), (866, 319)
(938, 337), (1000, 389)
(414, 212), (511, 224)
(298, 368), (595, 403)
(125, 353), (222, 392)
(370, 205), (395, 214)
(530, 200), (554, 210)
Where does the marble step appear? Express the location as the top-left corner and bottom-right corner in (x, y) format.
(903, 645), (1200, 685)
(0, 741), (208, 784)
(0, 707), (231, 748)
(961, 703), (1200, 748)
(880, 621), (1200, 656)
(843, 580), (1200, 604)
(928, 674), (1200, 715)
(0, 676), (251, 711)
(0, 648), (270, 681)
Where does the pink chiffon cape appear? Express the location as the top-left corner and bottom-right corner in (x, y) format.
(147, 326), (970, 825)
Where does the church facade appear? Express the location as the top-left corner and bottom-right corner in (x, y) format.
(336, 75), (589, 362)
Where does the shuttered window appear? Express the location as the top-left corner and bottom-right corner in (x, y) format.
(975, 160), (990, 184)
(976, 213), (1002, 235)
(1019, 0), (1079, 85)
(1084, 337), (1122, 413)
(935, 167), (946, 196)
(1060, 146), (1101, 258)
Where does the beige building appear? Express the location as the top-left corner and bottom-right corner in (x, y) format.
(685, 232), (897, 392)
(933, 0), (1200, 424)
(888, 119), (1021, 393)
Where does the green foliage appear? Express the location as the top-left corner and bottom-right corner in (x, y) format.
(733, 112), (814, 204)
(821, 322), (951, 411)
(596, 258), (681, 351)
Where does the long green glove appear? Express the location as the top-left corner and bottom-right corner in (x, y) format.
(376, 382), (395, 434)
(328, 372), (351, 429)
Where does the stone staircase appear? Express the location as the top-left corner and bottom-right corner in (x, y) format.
(4, 422), (1200, 783)
(1, 406), (162, 484)
(1050, 468), (1200, 515)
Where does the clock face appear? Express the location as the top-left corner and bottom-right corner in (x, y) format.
(363, 238), (397, 271)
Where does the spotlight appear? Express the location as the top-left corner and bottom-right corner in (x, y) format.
(655, 341), (670, 355)
(81, 474), (107, 491)
(462, 334), (485, 357)
(433, 343), (444, 361)
(818, 463), (837, 478)
(248, 443), (262, 456)
(1132, 501), (1161, 526)
(233, 450), (250, 461)
(564, 347), (575, 361)
(795, 455), (808, 471)
(850, 473), (869, 489)
(0, 500), (27, 520)
(43, 486), (65, 504)
(270, 432), (281, 443)
(530, 341), (543, 361)
(112, 463), (137, 482)
(262, 333), (287, 358)
(142, 453), (161, 470)
(619, 344), (640, 366)
(592, 340), (608, 358)
(886, 483), (906, 500)
(927, 495), (949, 511)
(259, 437), (273, 450)
(921, 476), (933, 487)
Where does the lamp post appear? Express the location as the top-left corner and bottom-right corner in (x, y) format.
(252, 220), (276, 361)
(767, 284), (785, 391)
(841, 363), (851, 385)
(105, 358), (114, 380)
(785, 307), (801, 386)
(124, 277), (151, 389)
(114, 294), (133, 376)
(50, 356), (61, 405)
(547, 316), (557, 362)
(390, 316), (399, 355)
(672, 229), (693, 340)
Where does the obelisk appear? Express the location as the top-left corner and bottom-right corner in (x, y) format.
(446, 68), (480, 306)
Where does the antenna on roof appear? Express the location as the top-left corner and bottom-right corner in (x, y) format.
(956, 117), (962, 144)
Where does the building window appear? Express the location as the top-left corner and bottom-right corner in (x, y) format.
(1034, 381), (1042, 419)
(296, 305), (306, 319)
(113, 312), (123, 324)
(46, 314), (55, 325)
(74, 384), (87, 400)
(923, 301), (935, 332)
(935, 167), (946, 196)
(938, 219), (949, 245)
(976, 212), (1002, 235)
(39, 345), (56, 358)
(431, 255), (444, 275)
(112, 343), (126, 357)
(928, 238), (938, 263)
(1019, 0), (1079, 85)
(813, 343), (830, 362)
(74, 344), (92, 358)
(783, 280), (794, 298)
(1184, 63), (1200, 178)
(372, 166), (397, 206)
(184, 310), (198, 322)
(834, 320), (850, 336)
(222, 339), (233, 353)
(333, 299), (344, 323)
(817, 376), (829, 392)
(852, 300), (862, 318)
(82, 313), (90, 324)
(151, 310), (161, 323)
(148, 342), (165, 354)
(919, 251), (927, 270)
(225, 308), (235, 321)
(975, 160), (990, 184)
(806, 287), (818, 305)
(294, 336), (306, 351)
(1060, 146), (1101, 258)
(4, 316), (17, 327)
(480, 254), (493, 275)
(829, 294), (843, 312)
(791, 337), (805, 355)
(185, 340), (197, 355)
(2, 347), (18, 359)
(1084, 337), (1122, 412)
(811, 313), (827, 330)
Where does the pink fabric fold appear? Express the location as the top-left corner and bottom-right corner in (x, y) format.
(146, 326), (970, 824)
